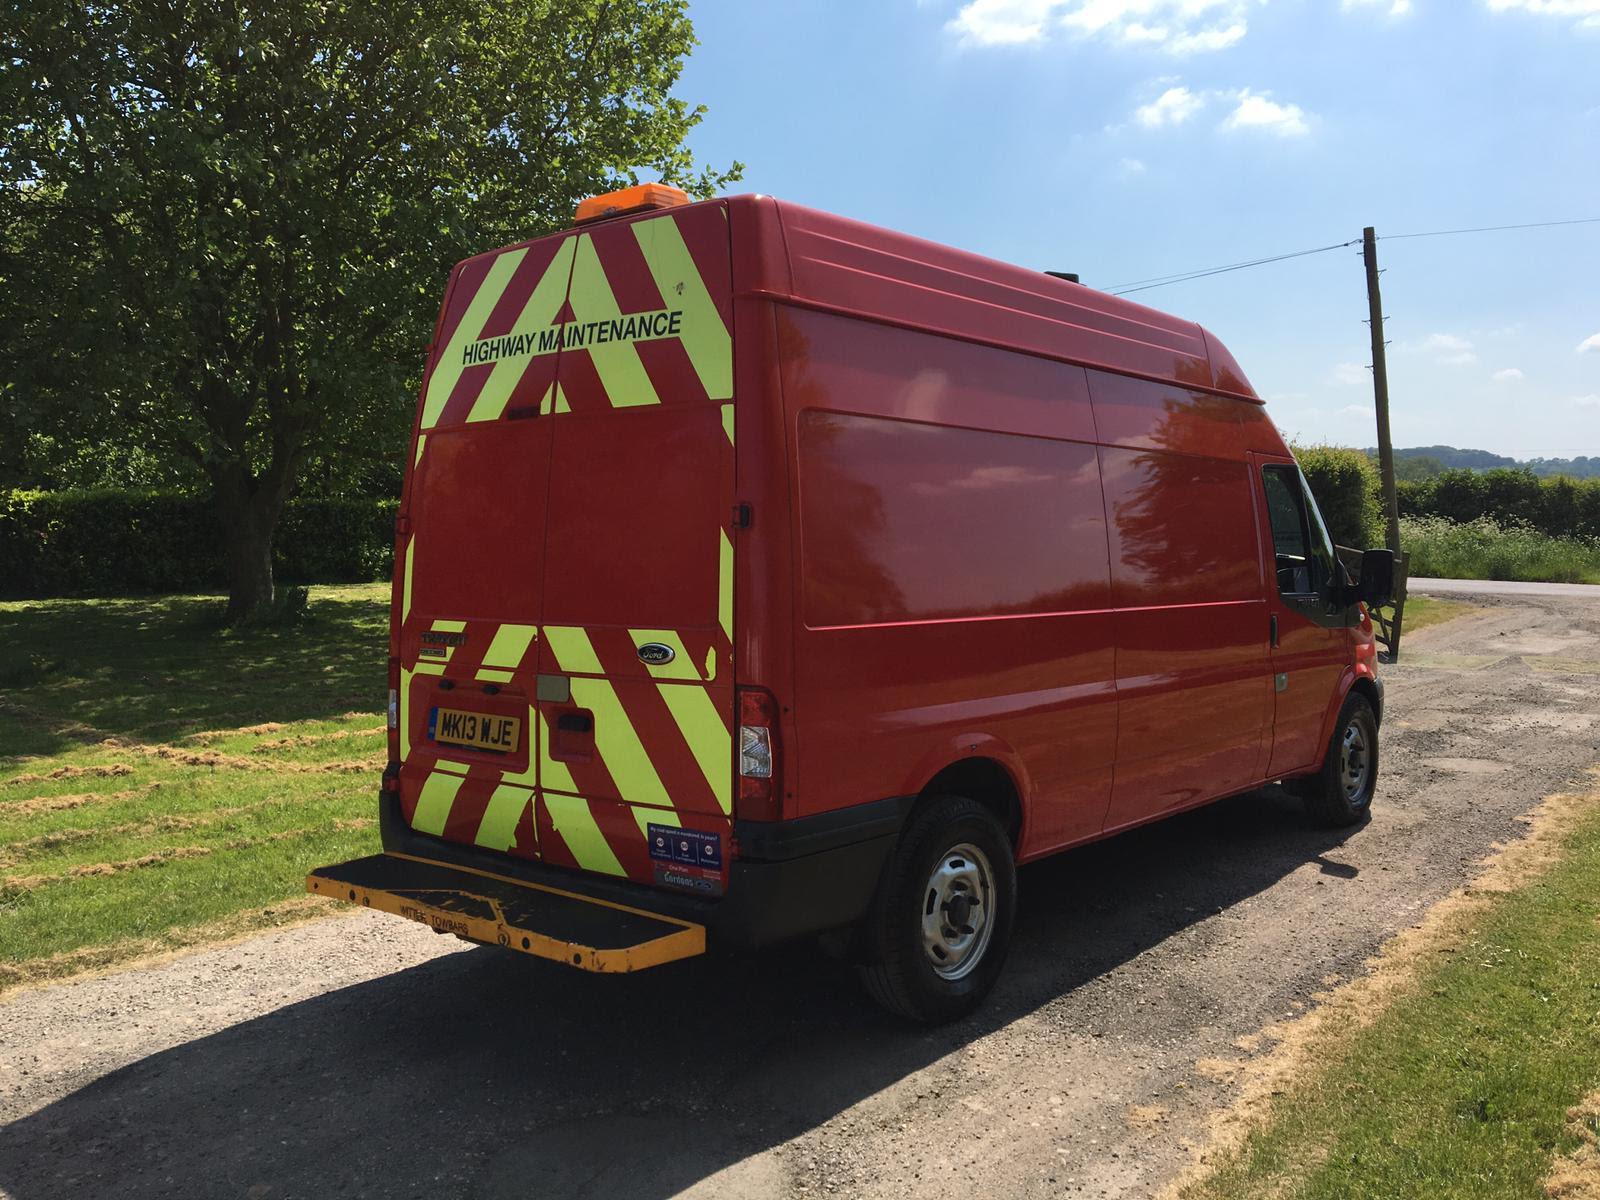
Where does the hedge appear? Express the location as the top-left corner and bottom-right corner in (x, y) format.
(0, 489), (396, 598)
(1397, 468), (1600, 540)
(1293, 444), (1384, 550)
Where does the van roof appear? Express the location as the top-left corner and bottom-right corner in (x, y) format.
(460, 193), (1262, 403)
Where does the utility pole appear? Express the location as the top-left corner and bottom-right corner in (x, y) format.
(1363, 227), (1401, 554)
(1363, 226), (1405, 659)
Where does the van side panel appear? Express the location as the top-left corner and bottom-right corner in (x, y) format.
(773, 202), (1229, 396)
(781, 307), (1118, 858)
(1091, 371), (1272, 829)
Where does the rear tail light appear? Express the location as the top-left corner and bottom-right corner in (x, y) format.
(736, 687), (781, 821)
(386, 655), (401, 767)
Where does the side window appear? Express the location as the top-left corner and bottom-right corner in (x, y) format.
(1298, 471), (1341, 586)
(1262, 466), (1314, 595)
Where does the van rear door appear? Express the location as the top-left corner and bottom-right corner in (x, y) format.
(396, 203), (736, 895)
(396, 231), (578, 863)
(534, 206), (737, 895)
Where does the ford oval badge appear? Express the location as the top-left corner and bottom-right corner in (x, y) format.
(637, 642), (675, 666)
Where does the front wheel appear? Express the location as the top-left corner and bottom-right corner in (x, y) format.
(856, 795), (1017, 1023)
(1295, 692), (1379, 827)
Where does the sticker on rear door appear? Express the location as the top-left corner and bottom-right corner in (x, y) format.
(648, 823), (724, 896)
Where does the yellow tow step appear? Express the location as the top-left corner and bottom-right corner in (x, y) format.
(307, 851), (705, 973)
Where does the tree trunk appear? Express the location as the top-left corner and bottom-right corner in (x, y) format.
(217, 489), (286, 627)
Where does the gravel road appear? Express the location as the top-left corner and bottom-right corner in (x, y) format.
(3, 592), (1598, 1200)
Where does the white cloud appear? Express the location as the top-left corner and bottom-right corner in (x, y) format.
(1135, 86), (1204, 127)
(1573, 394), (1600, 409)
(1117, 156), (1148, 177)
(947, 0), (1255, 51)
(1579, 332), (1600, 354)
(1484, 1), (1600, 31)
(1221, 89), (1311, 136)
(1332, 362), (1369, 385)
(1491, 367), (1525, 382)
(1342, 0), (1413, 16)
(1338, 404), (1373, 418)
(1419, 332), (1478, 366)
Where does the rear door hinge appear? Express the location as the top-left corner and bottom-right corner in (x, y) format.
(732, 502), (753, 529)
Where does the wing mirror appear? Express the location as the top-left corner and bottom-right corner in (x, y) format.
(1331, 548), (1396, 610)
(1354, 548), (1395, 608)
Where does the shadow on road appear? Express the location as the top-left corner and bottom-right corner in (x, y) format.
(0, 788), (1359, 1199)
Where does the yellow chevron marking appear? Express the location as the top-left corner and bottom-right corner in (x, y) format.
(719, 530), (733, 642)
(465, 237), (577, 424)
(434, 759), (469, 776)
(544, 793), (625, 876)
(481, 623), (537, 670)
(627, 628), (703, 681)
(411, 769), (466, 836)
(721, 402), (734, 445)
(431, 619), (467, 632)
(413, 433), (427, 468)
(422, 248), (529, 428)
(401, 541), (415, 625)
(475, 783), (533, 853)
(569, 676), (673, 810)
(555, 385), (571, 414)
(542, 625), (604, 676)
(568, 234), (660, 408)
(412, 661), (445, 677)
(475, 667), (515, 684)
(656, 683), (732, 814)
(536, 708), (577, 793)
(633, 215), (732, 400)
(400, 666), (414, 759)
(632, 804), (682, 843)
(498, 705), (539, 787)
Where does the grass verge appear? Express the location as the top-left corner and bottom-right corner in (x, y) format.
(0, 584), (389, 991)
(1403, 516), (1600, 584)
(1171, 781), (1600, 1200)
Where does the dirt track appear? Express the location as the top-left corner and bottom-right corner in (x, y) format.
(2, 591), (1598, 1200)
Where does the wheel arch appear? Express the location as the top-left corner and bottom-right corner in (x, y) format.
(916, 756), (1024, 850)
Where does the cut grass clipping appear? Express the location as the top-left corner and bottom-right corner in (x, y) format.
(0, 584), (389, 992)
(1169, 779), (1600, 1200)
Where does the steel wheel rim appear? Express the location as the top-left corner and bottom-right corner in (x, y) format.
(1340, 719), (1371, 802)
(920, 842), (996, 981)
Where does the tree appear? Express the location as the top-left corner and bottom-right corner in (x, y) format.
(1, 0), (739, 623)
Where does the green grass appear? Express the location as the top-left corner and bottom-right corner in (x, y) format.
(1182, 792), (1600, 1199)
(0, 584), (390, 987)
(1401, 595), (1479, 634)
(1403, 515), (1600, 584)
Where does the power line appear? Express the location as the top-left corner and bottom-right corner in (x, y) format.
(1105, 240), (1358, 296)
(1383, 216), (1600, 241)
(1103, 216), (1600, 297)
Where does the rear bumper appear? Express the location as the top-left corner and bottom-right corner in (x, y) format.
(377, 793), (906, 949)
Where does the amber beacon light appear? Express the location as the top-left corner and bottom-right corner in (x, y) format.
(574, 182), (691, 224)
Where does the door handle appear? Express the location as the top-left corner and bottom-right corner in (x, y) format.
(1270, 614), (1279, 648)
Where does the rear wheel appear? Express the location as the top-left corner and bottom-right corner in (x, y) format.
(1295, 692), (1379, 827)
(856, 795), (1016, 1023)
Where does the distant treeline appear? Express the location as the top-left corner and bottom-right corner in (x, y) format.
(1362, 445), (1600, 481)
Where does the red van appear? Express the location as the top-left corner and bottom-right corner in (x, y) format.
(310, 184), (1395, 1022)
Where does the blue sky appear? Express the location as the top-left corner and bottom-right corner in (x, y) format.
(673, 0), (1600, 459)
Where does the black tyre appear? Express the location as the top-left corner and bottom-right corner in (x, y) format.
(856, 795), (1017, 1023)
(1295, 692), (1379, 827)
